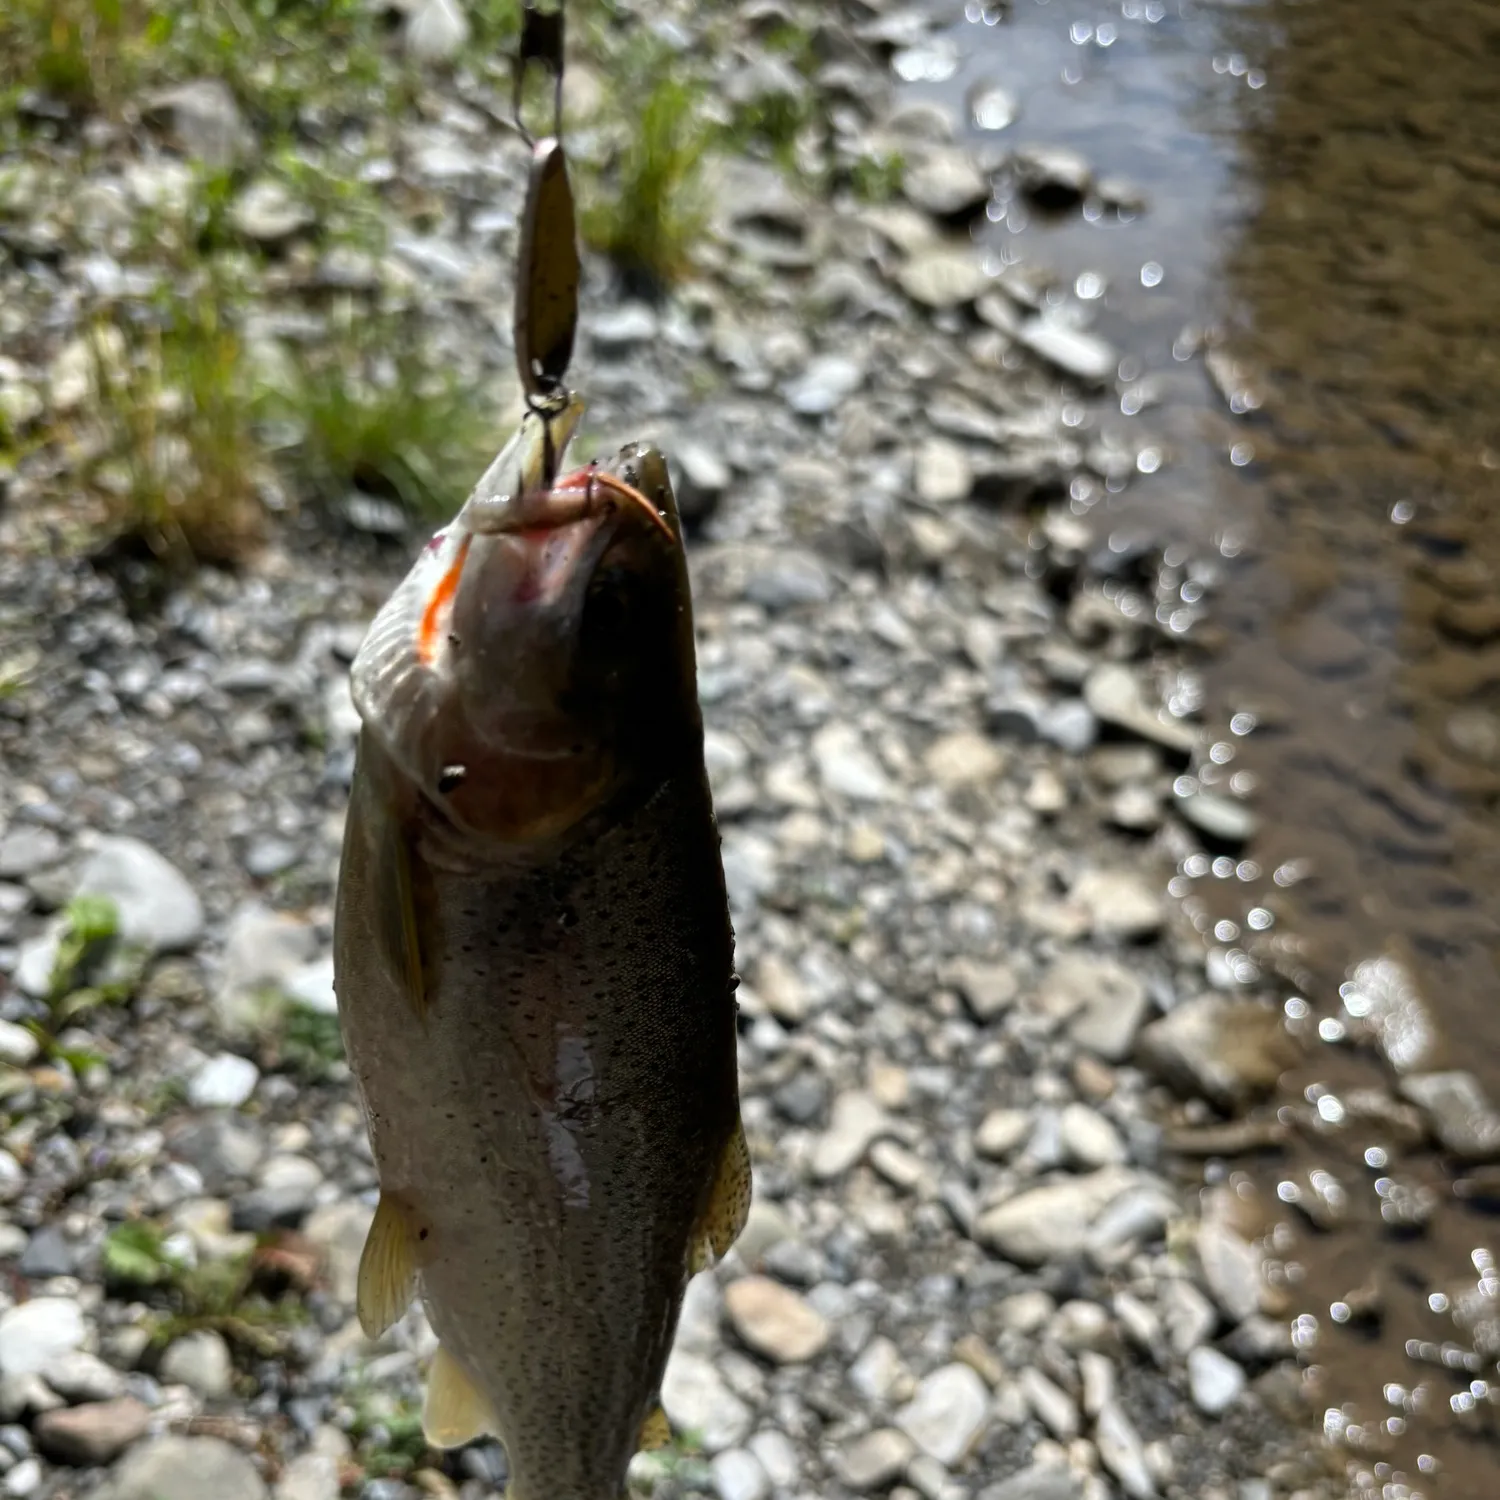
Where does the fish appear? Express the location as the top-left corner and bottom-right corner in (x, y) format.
(332, 396), (750, 1500)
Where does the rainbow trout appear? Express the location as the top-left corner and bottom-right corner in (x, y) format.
(332, 398), (749, 1500)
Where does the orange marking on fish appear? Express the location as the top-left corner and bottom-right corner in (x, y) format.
(418, 535), (471, 666)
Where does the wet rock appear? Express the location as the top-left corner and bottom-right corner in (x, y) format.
(1138, 998), (1292, 1109)
(897, 247), (989, 309)
(1187, 1347), (1245, 1415)
(33, 1398), (150, 1466)
(158, 1329), (233, 1398)
(99, 1435), (268, 1500)
(1174, 787), (1258, 845)
(811, 726), (891, 803)
(1196, 1222), (1265, 1323)
(977, 1168), (1147, 1265)
(968, 81), (1019, 133)
(1083, 665), (1197, 754)
(0, 1299), (86, 1378)
(1399, 1071), (1500, 1161)
(903, 146), (991, 219)
(661, 1351), (752, 1453)
(1072, 868), (1162, 941)
(710, 1448), (769, 1500)
(0, 1154), (23, 1205)
(1018, 322), (1117, 388)
(404, 0), (471, 62)
(18, 1225), (83, 1279)
(811, 1091), (889, 1178)
(895, 1362), (989, 1466)
(0, 827), (61, 880)
(188, 1053), (260, 1110)
(141, 80), (251, 168)
(1012, 145), (1093, 211)
(832, 1428), (914, 1490)
(724, 1277), (829, 1364)
(783, 355), (865, 417)
(230, 180), (315, 244)
(1094, 1399), (1155, 1499)
(1341, 956), (1438, 1074)
(74, 838), (204, 954)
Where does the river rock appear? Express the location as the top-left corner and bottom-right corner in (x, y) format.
(158, 1329), (233, 1398)
(0, 1299), (85, 1378)
(1138, 998), (1292, 1109)
(1063, 959), (1152, 1062)
(810, 1091), (889, 1178)
(1072, 868), (1162, 941)
(831, 1428), (914, 1491)
(895, 1362), (989, 1465)
(230, 180), (314, 244)
(141, 80), (252, 168)
(274, 1452), (340, 1500)
(661, 1351), (751, 1453)
(1187, 1346), (1246, 1415)
(1083, 665), (1197, 753)
(783, 355), (865, 417)
(897, 247), (989, 309)
(0, 1022), (39, 1070)
(1018, 322), (1117, 387)
(187, 1053), (260, 1110)
(1399, 1071), (1500, 1161)
(977, 1168), (1146, 1265)
(710, 1448), (769, 1500)
(1059, 1103), (1127, 1168)
(34, 1398), (151, 1466)
(811, 726), (891, 803)
(99, 1435), (267, 1500)
(979, 1464), (1083, 1500)
(1196, 1222), (1265, 1323)
(903, 146), (990, 218)
(74, 838), (204, 953)
(0, 827), (61, 880)
(723, 1277), (829, 1363)
(1094, 1399), (1155, 1499)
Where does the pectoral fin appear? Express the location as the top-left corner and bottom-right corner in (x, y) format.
(423, 1344), (498, 1448)
(689, 1117), (752, 1275)
(357, 1192), (419, 1338)
(372, 808), (426, 1018)
(639, 1404), (672, 1452)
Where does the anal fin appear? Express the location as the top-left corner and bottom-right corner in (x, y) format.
(639, 1404), (672, 1453)
(423, 1344), (498, 1449)
(357, 1192), (419, 1339)
(689, 1116), (752, 1275)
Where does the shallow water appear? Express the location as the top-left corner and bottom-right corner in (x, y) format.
(909, 0), (1500, 1493)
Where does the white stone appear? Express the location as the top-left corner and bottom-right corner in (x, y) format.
(895, 1363), (990, 1466)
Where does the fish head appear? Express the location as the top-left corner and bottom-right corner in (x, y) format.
(351, 403), (703, 845)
